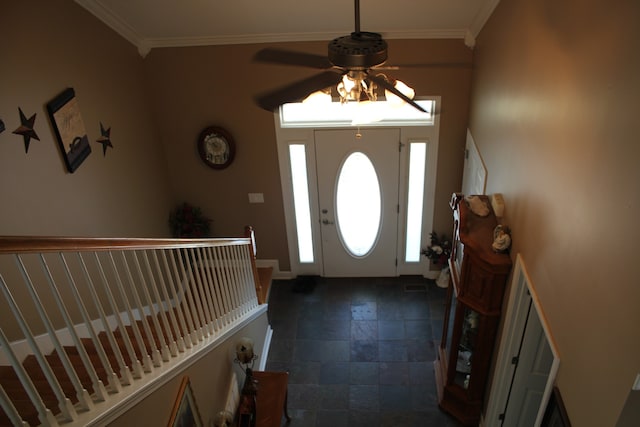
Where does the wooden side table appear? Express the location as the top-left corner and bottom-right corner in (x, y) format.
(252, 371), (291, 427)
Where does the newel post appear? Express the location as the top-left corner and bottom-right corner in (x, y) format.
(244, 226), (264, 304)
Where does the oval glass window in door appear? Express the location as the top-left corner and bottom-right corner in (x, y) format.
(335, 152), (382, 257)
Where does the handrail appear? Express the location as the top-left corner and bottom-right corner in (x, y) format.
(0, 234), (264, 426)
(0, 236), (250, 253)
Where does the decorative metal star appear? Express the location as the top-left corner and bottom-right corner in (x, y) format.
(12, 108), (39, 153)
(96, 122), (113, 156)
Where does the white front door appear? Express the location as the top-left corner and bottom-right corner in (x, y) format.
(315, 128), (400, 277)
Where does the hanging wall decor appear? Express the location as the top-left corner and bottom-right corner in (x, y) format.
(197, 126), (235, 170)
(168, 376), (203, 427)
(96, 122), (113, 156)
(12, 107), (40, 152)
(47, 88), (91, 173)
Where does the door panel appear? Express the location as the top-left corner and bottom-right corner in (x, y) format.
(462, 129), (486, 196)
(502, 302), (554, 426)
(315, 128), (400, 277)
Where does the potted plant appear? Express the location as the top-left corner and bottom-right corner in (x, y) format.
(421, 231), (452, 288)
(168, 202), (212, 238)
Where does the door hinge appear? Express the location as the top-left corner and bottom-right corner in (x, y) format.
(498, 413), (505, 421)
(399, 141), (404, 152)
(511, 356), (519, 366)
(395, 258), (398, 266)
(464, 148), (469, 159)
(397, 204), (400, 213)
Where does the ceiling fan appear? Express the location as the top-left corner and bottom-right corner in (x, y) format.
(253, 0), (429, 113)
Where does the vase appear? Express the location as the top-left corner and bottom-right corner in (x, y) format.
(436, 266), (450, 288)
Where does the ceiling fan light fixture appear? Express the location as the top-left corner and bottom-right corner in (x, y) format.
(338, 72), (378, 104)
(385, 79), (416, 108)
(302, 90), (332, 105)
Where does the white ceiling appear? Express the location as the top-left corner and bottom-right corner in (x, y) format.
(75, 0), (500, 56)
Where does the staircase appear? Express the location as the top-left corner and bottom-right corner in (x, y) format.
(1, 305), (192, 426)
(0, 235), (267, 426)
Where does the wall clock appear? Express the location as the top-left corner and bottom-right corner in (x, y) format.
(197, 126), (235, 169)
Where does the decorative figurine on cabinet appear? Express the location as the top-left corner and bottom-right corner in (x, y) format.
(492, 225), (511, 253)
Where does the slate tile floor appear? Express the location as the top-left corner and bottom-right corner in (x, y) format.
(264, 276), (464, 427)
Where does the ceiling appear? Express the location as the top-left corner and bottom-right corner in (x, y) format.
(75, 0), (500, 56)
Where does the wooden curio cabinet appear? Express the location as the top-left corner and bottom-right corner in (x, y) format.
(434, 193), (512, 426)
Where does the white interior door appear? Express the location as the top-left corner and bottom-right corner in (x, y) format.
(501, 301), (555, 426)
(315, 128), (400, 277)
(484, 254), (560, 427)
(461, 129), (487, 196)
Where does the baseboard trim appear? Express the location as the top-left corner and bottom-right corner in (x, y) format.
(255, 259), (294, 280)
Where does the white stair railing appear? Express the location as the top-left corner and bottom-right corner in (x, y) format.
(0, 236), (262, 427)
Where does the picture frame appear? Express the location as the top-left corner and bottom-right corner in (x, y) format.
(46, 88), (91, 173)
(197, 126), (235, 170)
(168, 376), (203, 427)
(542, 386), (571, 427)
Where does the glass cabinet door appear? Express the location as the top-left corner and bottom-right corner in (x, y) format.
(443, 286), (457, 361)
(453, 306), (479, 389)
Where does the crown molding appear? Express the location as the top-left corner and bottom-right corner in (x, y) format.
(468, 0), (501, 40)
(145, 29), (469, 49)
(76, 0), (474, 57)
(75, 0), (146, 52)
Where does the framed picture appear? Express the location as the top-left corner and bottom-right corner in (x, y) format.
(168, 376), (203, 427)
(197, 126), (235, 170)
(47, 88), (91, 173)
(542, 387), (571, 427)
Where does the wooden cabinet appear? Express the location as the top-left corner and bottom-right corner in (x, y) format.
(434, 193), (512, 426)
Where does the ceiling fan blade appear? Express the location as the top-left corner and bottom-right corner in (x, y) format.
(368, 74), (426, 113)
(374, 62), (473, 71)
(255, 70), (345, 111)
(253, 48), (334, 69)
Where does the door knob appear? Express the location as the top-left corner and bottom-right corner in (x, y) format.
(322, 219), (334, 225)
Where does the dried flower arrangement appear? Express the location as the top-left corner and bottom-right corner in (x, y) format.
(421, 231), (451, 266)
(169, 202), (211, 238)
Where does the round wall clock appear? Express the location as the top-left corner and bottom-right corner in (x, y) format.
(197, 126), (235, 169)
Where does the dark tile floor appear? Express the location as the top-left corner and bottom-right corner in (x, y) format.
(264, 276), (463, 427)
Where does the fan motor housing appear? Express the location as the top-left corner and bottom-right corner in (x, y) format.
(328, 31), (388, 70)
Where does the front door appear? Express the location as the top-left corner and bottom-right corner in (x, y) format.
(315, 128), (400, 277)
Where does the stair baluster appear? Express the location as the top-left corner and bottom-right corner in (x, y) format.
(0, 381), (29, 427)
(0, 275), (66, 426)
(37, 254), (95, 412)
(61, 253), (115, 397)
(104, 251), (146, 378)
(92, 252), (142, 381)
(181, 248), (208, 340)
(140, 251), (177, 358)
(149, 250), (183, 355)
(14, 256), (78, 422)
(117, 251), (161, 370)
(77, 253), (126, 392)
(167, 249), (199, 346)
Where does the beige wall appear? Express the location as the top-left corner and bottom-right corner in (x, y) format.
(1, 3), (472, 268)
(143, 39), (473, 270)
(469, 0), (640, 425)
(0, 0), (172, 237)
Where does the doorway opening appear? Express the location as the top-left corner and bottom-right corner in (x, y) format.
(274, 98), (440, 277)
(484, 254), (560, 426)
